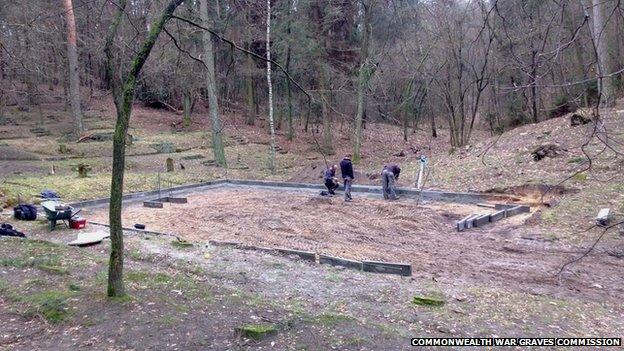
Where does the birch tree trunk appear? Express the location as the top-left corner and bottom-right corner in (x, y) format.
(266, 0), (277, 173)
(592, 0), (614, 107)
(200, 0), (227, 166)
(62, 0), (84, 135)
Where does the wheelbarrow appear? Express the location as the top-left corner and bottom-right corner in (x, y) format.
(41, 201), (81, 231)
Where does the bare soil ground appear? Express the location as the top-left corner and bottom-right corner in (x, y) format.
(86, 187), (624, 303)
(2, 95), (624, 348)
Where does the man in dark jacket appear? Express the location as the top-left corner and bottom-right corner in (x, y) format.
(381, 164), (400, 200)
(324, 164), (339, 195)
(339, 154), (354, 202)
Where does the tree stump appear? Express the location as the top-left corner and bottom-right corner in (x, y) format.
(58, 144), (69, 154)
(570, 113), (591, 126)
(166, 158), (174, 172)
(77, 163), (90, 178)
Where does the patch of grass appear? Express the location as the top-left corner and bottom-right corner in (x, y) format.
(159, 314), (177, 326)
(567, 156), (586, 164)
(128, 249), (143, 261)
(572, 172), (588, 181)
(236, 323), (278, 340)
(108, 294), (133, 304)
(126, 271), (151, 283)
(413, 295), (445, 307)
(0, 258), (30, 268)
(38, 264), (69, 275)
(23, 290), (73, 323)
(171, 240), (194, 249)
(0, 253), (68, 275)
(326, 273), (341, 283)
(317, 312), (356, 326)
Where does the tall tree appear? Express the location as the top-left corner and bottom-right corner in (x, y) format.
(266, 0), (277, 172)
(199, 0), (227, 166)
(62, 0), (84, 134)
(104, 0), (185, 297)
(592, 0), (614, 107)
(353, 0), (374, 162)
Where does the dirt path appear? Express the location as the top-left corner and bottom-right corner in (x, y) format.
(86, 187), (624, 303)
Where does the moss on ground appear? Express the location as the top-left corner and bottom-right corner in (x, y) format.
(236, 323), (278, 340)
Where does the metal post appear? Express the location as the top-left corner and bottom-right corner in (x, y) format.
(417, 155), (427, 190)
(157, 172), (161, 200)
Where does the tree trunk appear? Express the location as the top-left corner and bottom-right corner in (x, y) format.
(200, 0), (227, 167)
(530, 49), (538, 123)
(104, 0), (185, 298)
(266, 0), (277, 173)
(592, 0), (615, 107)
(62, 0), (84, 135)
(353, 0), (373, 162)
(182, 91), (192, 127)
(285, 1), (294, 141)
(319, 64), (333, 154)
(401, 80), (413, 142)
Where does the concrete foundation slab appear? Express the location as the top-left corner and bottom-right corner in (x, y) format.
(275, 248), (316, 262)
(473, 214), (491, 227)
(362, 261), (411, 276)
(319, 254), (363, 270)
(490, 210), (507, 222)
(143, 201), (163, 208)
(506, 205), (530, 217)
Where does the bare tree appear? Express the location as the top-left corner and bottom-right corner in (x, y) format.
(592, 0), (614, 107)
(266, 0), (277, 172)
(353, 0), (375, 162)
(104, 0), (186, 297)
(199, 0), (226, 166)
(62, 0), (83, 134)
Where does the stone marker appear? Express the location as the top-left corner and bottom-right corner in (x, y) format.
(166, 157), (174, 172)
(143, 201), (163, 208)
(596, 208), (613, 226)
(319, 254), (363, 270)
(362, 261), (412, 276)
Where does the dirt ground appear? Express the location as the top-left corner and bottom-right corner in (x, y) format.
(86, 186), (624, 304)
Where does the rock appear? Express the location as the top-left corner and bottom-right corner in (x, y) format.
(531, 144), (565, 161)
(570, 113), (591, 126)
(151, 142), (175, 154)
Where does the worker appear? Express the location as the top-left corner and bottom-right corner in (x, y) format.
(340, 154), (354, 202)
(381, 164), (401, 200)
(324, 164), (339, 195)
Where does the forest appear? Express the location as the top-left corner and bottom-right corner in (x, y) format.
(1, 0), (623, 349)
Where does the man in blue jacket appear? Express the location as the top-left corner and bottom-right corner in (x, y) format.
(340, 154), (354, 202)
